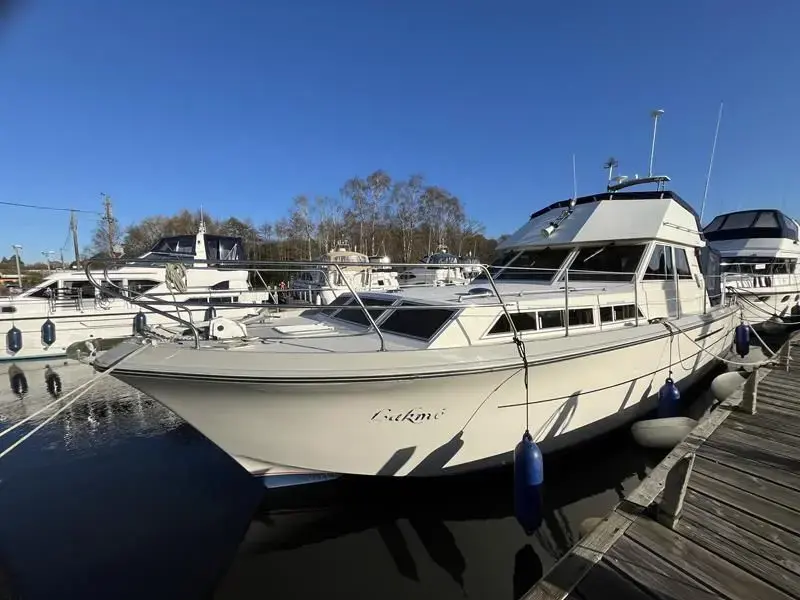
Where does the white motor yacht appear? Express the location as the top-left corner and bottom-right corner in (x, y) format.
(93, 176), (738, 482)
(397, 245), (479, 288)
(290, 243), (400, 306)
(1, 222), (272, 361)
(703, 209), (800, 326)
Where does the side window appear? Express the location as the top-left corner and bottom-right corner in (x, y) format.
(28, 282), (58, 298)
(128, 279), (159, 296)
(644, 245), (675, 280)
(674, 248), (693, 279)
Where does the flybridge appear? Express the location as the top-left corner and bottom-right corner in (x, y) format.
(703, 209), (800, 242)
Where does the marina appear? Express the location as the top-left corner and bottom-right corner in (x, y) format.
(1, 3), (799, 598)
(523, 331), (800, 600)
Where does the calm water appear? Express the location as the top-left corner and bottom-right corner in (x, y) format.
(0, 357), (694, 600)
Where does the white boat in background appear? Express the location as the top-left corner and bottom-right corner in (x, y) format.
(93, 173), (738, 483)
(1, 221), (272, 361)
(398, 245), (481, 288)
(290, 243), (400, 306)
(703, 209), (800, 326)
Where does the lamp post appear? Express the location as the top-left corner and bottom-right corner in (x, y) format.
(11, 245), (22, 287)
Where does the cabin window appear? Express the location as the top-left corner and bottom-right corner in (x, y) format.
(781, 295), (791, 303)
(721, 211), (759, 229)
(600, 304), (641, 323)
(481, 248), (573, 282)
(320, 294), (353, 316)
(674, 249), (693, 279)
(643, 245), (675, 280)
(128, 279), (159, 296)
(566, 245), (645, 282)
(753, 212), (780, 228)
(99, 279), (124, 299)
(333, 297), (396, 326)
(63, 280), (96, 299)
(380, 301), (457, 341)
(211, 281), (230, 290)
(795, 295), (800, 302)
(758, 296), (770, 302)
(539, 310), (564, 329)
(1, 306), (15, 313)
(568, 308), (594, 326)
(27, 282), (58, 298)
(488, 312), (538, 335)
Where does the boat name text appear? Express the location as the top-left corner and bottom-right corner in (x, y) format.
(371, 407), (446, 424)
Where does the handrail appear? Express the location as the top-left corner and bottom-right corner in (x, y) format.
(80, 255), (732, 347)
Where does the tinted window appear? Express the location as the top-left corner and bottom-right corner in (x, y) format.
(211, 280), (230, 290)
(720, 212), (758, 229)
(334, 297), (396, 326)
(567, 245), (645, 282)
(539, 310), (564, 329)
(753, 212), (780, 227)
(482, 248), (572, 282)
(600, 306), (613, 322)
(381, 301), (457, 340)
(674, 248), (693, 279)
(703, 215), (726, 233)
(28, 282), (58, 298)
(644, 245), (675, 280)
(488, 312), (538, 335)
(568, 308), (594, 326)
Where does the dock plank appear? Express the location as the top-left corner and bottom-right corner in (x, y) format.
(605, 535), (718, 600)
(627, 516), (794, 600)
(697, 443), (800, 491)
(574, 559), (657, 600)
(678, 503), (800, 596)
(709, 427), (800, 464)
(726, 409), (800, 438)
(685, 488), (800, 562)
(688, 471), (800, 536)
(522, 334), (800, 600)
(761, 371), (800, 388)
(759, 376), (800, 395)
(756, 391), (800, 413)
(716, 417), (800, 447)
(692, 456), (800, 510)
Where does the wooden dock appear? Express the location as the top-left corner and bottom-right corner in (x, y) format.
(523, 332), (800, 600)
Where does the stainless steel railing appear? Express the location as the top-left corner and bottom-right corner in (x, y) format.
(83, 257), (734, 350)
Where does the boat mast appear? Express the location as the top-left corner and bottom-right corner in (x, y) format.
(699, 102), (724, 224)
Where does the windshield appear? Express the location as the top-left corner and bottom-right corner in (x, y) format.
(565, 244), (646, 282)
(474, 248), (572, 282)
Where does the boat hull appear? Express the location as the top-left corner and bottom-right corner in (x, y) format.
(102, 308), (737, 478)
(0, 296), (268, 361)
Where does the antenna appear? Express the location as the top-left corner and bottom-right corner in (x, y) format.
(699, 102), (724, 223)
(572, 153), (577, 199)
(603, 157), (618, 183)
(648, 109), (665, 177)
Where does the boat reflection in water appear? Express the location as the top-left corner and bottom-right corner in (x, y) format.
(218, 430), (660, 600)
(0, 360), (182, 453)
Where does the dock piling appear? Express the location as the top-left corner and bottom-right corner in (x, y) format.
(656, 452), (695, 530)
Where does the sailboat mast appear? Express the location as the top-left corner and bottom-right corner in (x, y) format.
(699, 102), (724, 224)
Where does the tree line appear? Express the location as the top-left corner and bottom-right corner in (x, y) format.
(89, 171), (499, 263)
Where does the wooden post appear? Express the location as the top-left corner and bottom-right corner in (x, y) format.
(740, 366), (758, 415)
(778, 341), (791, 372)
(657, 452), (695, 530)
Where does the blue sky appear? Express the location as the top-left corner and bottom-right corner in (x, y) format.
(1, 0), (799, 261)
